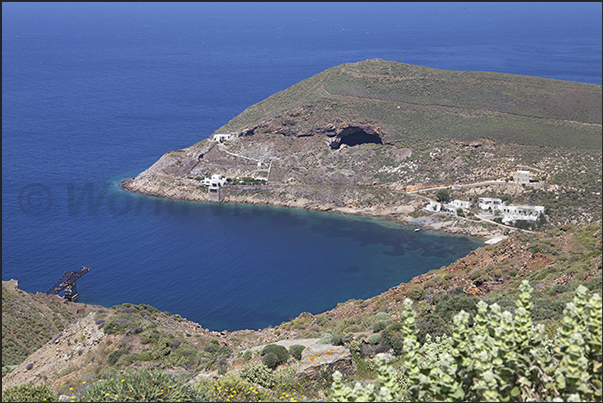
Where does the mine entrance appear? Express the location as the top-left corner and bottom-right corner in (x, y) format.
(330, 126), (383, 149)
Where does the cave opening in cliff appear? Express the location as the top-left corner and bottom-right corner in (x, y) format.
(330, 126), (383, 149)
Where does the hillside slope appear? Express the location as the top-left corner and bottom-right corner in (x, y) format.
(2, 222), (601, 400)
(2, 281), (102, 369)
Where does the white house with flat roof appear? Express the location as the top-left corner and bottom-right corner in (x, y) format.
(514, 170), (531, 184)
(426, 201), (442, 212)
(212, 133), (232, 142)
(501, 204), (545, 223)
(425, 200), (470, 215)
(449, 199), (472, 209)
(203, 174), (228, 187)
(478, 197), (505, 211)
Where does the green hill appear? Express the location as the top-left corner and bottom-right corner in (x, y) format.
(216, 59), (601, 150)
(123, 59), (602, 232)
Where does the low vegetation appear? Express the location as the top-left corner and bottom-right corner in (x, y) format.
(2, 221), (600, 402)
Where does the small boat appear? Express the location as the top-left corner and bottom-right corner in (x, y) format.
(414, 228), (421, 232)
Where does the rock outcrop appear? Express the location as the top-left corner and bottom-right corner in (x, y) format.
(295, 344), (356, 380)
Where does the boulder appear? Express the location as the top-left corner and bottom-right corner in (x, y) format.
(295, 344), (356, 380)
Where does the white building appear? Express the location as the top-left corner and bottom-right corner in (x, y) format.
(426, 200), (470, 215)
(212, 133), (232, 142)
(514, 170), (531, 184)
(441, 204), (459, 214)
(449, 200), (471, 209)
(203, 174), (228, 187)
(478, 197), (505, 211)
(426, 201), (442, 212)
(501, 204), (545, 223)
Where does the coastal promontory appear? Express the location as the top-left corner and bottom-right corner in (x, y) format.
(122, 59), (602, 235)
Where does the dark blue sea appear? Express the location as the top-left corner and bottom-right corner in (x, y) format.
(3, 2), (601, 331)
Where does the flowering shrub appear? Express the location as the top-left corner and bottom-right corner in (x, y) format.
(196, 374), (265, 402)
(79, 369), (203, 402)
(1, 383), (57, 402)
(331, 281), (602, 402)
(240, 363), (275, 388)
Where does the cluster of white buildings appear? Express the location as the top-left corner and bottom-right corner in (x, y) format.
(426, 196), (545, 223)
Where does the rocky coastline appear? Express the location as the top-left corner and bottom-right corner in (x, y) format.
(120, 177), (506, 241)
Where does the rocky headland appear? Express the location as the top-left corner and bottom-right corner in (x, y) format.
(121, 59), (602, 236)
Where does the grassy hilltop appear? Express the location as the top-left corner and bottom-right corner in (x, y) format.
(216, 59), (601, 149)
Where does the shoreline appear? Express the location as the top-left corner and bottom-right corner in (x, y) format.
(119, 178), (507, 242)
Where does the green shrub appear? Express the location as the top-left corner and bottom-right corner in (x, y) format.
(80, 369), (204, 402)
(1, 383), (57, 402)
(434, 293), (478, 321)
(289, 344), (306, 361)
(149, 336), (174, 360)
(379, 329), (404, 356)
(405, 284), (425, 301)
(316, 314), (332, 326)
(262, 352), (280, 370)
(368, 334), (381, 345)
(217, 359), (228, 376)
(108, 348), (129, 366)
(331, 334), (344, 346)
(139, 329), (159, 344)
(240, 363), (275, 388)
(261, 344), (289, 364)
(102, 318), (124, 335)
(242, 350), (253, 362)
(169, 342), (198, 369)
(373, 321), (387, 333)
(203, 343), (232, 356)
(318, 333), (333, 344)
(374, 312), (391, 321)
(549, 284), (570, 295)
(531, 296), (569, 321)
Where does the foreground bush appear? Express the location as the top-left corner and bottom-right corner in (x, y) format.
(289, 344), (306, 361)
(240, 362), (275, 388)
(2, 383), (57, 402)
(331, 281), (602, 402)
(79, 369), (204, 402)
(261, 344), (289, 369)
(195, 374), (266, 402)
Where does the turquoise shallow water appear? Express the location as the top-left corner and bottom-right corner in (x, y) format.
(2, 2), (600, 330)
